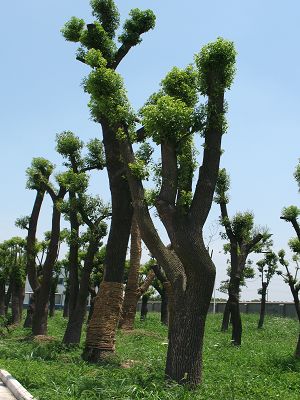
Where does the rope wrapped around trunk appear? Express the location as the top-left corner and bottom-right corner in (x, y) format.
(85, 281), (124, 351)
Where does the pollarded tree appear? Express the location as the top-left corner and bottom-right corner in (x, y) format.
(215, 168), (271, 345)
(62, 194), (109, 345)
(119, 214), (155, 330)
(280, 160), (300, 357)
(56, 131), (105, 324)
(218, 259), (255, 332)
(62, 0), (156, 361)
(256, 251), (279, 329)
(278, 250), (300, 357)
(115, 39), (236, 387)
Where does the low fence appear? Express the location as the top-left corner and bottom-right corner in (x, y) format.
(136, 301), (298, 319)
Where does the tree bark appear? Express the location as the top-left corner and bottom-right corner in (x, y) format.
(24, 294), (35, 328)
(258, 283), (267, 329)
(140, 294), (149, 321)
(221, 299), (230, 332)
(11, 280), (23, 325)
(228, 276), (242, 345)
(83, 121), (133, 361)
(160, 286), (169, 326)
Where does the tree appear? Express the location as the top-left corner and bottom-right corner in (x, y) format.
(62, 195), (109, 345)
(62, 0), (156, 361)
(256, 251), (279, 329)
(119, 214), (155, 330)
(218, 259), (255, 332)
(215, 168), (271, 345)
(280, 160), (300, 357)
(115, 38), (236, 387)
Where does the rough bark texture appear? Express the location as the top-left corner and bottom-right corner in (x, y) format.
(258, 283), (267, 329)
(63, 238), (99, 345)
(83, 281), (124, 361)
(83, 121), (133, 360)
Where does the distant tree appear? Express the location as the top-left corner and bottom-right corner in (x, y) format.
(119, 214), (155, 330)
(256, 251), (279, 329)
(280, 160), (300, 357)
(215, 168), (271, 345)
(218, 259), (255, 332)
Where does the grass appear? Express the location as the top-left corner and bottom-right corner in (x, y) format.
(0, 312), (299, 399)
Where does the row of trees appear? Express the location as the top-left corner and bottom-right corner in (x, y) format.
(2, 0), (299, 390)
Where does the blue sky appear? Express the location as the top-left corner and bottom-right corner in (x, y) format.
(1, 1), (299, 300)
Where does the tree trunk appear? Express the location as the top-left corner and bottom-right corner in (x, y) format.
(221, 299), (230, 332)
(258, 283), (267, 329)
(119, 214), (142, 330)
(83, 121), (133, 361)
(0, 280), (5, 316)
(160, 287), (169, 326)
(140, 294), (149, 321)
(11, 281), (22, 325)
(165, 271), (213, 388)
(24, 294), (35, 328)
(48, 279), (57, 318)
(63, 287), (70, 318)
(228, 277), (242, 346)
(63, 239), (99, 345)
(32, 192), (65, 336)
(83, 281), (124, 361)
(295, 332), (300, 359)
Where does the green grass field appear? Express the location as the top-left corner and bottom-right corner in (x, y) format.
(0, 313), (299, 399)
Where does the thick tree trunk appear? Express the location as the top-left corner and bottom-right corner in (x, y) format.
(160, 287), (169, 326)
(0, 280), (5, 316)
(11, 281), (24, 325)
(119, 214), (142, 330)
(258, 283), (267, 329)
(83, 281), (124, 361)
(63, 287), (70, 318)
(63, 239), (99, 345)
(83, 122), (133, 361)
(221, 299), (230, 332)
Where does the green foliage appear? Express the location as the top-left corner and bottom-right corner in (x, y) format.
(214, 168), (230, 204)
(141, 95), (194, 144)
(195, 37), (236, 95)
(119, 8), (156, 46)
(15, 216), (30, 230)
(56, 171), (89, 194)
(257, 251), (279, 285)
(294, 161), (300, 191)
(231, 211), (254, 243)
(56, 131), (83, 162)
(61, 17), (85, 42)
(84, 48), (107, 68)
(128, 159), (149, 180)
(281, 205), (300, 221)
(90, 0), (120, 38)
(161, 66), (198, 107)
(85, 138), (105, 170)
(288, 237), (300, 254)
(80, 22), (116, 62)
(26, 158), (55, 190)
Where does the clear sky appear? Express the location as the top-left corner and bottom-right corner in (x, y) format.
(1, 1), (299, 301)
